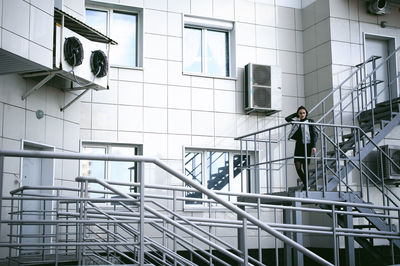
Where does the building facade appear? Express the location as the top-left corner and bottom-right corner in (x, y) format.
(0, 0), (400, 263)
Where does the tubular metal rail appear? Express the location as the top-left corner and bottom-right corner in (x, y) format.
(0, 151), (399, 265)
(0, 149), (336, 266)
(235, 46), (400, 265)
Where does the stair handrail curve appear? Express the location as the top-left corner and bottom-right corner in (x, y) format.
(0, 149), (334, 266)
(310, 45), (400, 124)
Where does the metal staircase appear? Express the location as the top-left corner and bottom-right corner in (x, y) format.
(236, 46), (400, 265)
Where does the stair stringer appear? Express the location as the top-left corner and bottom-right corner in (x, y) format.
(326, 112), (400, 191)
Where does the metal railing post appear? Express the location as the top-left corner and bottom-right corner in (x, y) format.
(240, 139), (244, 193)
(241, 217), (248, 266)
(257, 198), (262, 263)
(208, 200), (212, 265)
(332, 204), (338, 266)
(0, 155), (3, 241)
(82, 180), (88, 264)
(55, 189), (60, 266)
(254, 135), (260, 193)
(139, 161), (145, 266)
(274, 208), (279, 266)
(284, 125), (288, 192)
(269, 130), (272, 193)
(321, 125), (326, 196)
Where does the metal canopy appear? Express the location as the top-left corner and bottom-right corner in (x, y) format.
(54, 7), (117, 45)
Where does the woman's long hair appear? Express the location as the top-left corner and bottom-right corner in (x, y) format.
(296, 106), (308, 117)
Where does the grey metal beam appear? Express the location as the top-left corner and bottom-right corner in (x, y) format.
(344, 206), (355, 266)
(21, 72), (56, 100)
(293, 201), (303, 266)
(283, 209), (293, 266)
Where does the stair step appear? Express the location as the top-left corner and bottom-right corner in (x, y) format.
(360, 123), (373, 133)
(339, 139), (356, 148)
(327, 150), (347, 157)
(359, 110), (395, 123)
(359, 103), (400, 121)
(357, 79), (384, 90)
(375, 96), (400, 108)
(353, 224), (376, 229)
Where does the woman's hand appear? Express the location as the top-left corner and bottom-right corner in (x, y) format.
(312, 147), (317, 155)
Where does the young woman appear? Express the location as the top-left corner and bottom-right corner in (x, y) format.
(285, 106), (318, 188)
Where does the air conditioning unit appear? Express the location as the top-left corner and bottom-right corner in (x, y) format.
(55, 25), (109, 90)
(244, 63), (282, 115)
(378, 145), (400, 182)
(20, 8), (115, 111)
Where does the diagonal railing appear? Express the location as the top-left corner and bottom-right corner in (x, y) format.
(0, 149), (334, 266)
(235, 46), (400, 264)
(4, 169), (400, 265)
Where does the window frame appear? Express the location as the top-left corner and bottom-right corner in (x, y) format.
(80, 142), (142, 199)
(85, 2), (143, 69)
(183, 15), (236, 79)
(183, 148), (252, 210)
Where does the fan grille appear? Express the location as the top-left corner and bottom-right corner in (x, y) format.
(253, 86), (271, 108)
(64, 36), (84, 67)
(90, 50), (108, 78)
(252, 65), (271, 86)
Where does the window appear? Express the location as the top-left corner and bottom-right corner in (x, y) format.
(183, 16), (234, 77)
(85, 5), (142, 68)
(80, 143), (140, 198)
(184, 150), (251, 207)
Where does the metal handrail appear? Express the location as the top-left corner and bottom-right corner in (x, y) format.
(4, 180), (400, 265)
(236, 121), (400, 185)
(0, 149), (333, 266)
(309, 46), (400, 122)
(10, 183), (400, 213)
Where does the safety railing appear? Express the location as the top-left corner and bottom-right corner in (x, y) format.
(2, 169), (400, 265)
(0, 149), (336, 266)
(235, 121), (400, 209)
(308, 46), (400, 127)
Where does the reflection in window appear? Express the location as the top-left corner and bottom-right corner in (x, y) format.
(183, 26), (230, 77)
(85, 8), (138, 68)
(109, 146), (136, 193)
(81, 144), (138, 198)
(183, 28), (202, 73)
(207, 30), (229, 76)
(111, 11), (137, 67)
(231, 155), (250, 202)
(207, 152), (229, 205)
(184, 150), (251, 207)
(81, 147), (106, 198)
(184, 152), (203, 205)
(85, 9), (107, 34)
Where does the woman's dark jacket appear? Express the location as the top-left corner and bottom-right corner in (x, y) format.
(285, 113), (318, 148)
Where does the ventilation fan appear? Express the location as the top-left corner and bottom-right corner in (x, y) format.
(90, 50), (108, 78)
(64, 36), (84, 67)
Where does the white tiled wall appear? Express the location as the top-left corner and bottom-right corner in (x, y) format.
(0, 0), (53, 69)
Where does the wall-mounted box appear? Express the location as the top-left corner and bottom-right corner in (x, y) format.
(244, 63), (282, 115)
